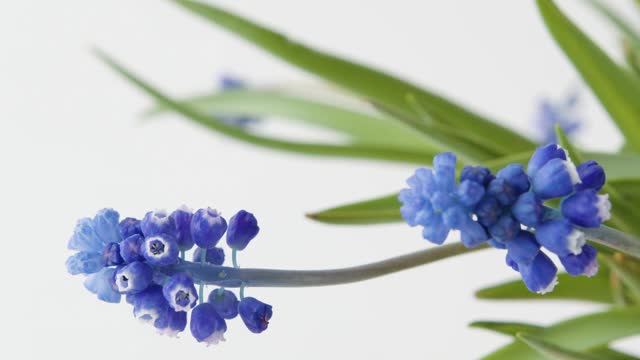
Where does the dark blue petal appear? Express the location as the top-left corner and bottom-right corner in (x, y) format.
(559, 244), (599, 277)
(162, 273), (198, 312)
(457, 180), (485, 207)
(191, 208), (228, 249)
(527, 144), (567, 177)
(140, 210), (175, 237)
(84, 267), (121, 303)
(489, 238), (507, 250)
(460, 166), (494, 186)
(170, 207), (194, 251)
(208, 288), (240, 319)
(102, 242), (125, 266)
(474, 196), (504, 227)
(459, 218), (489, 247)
(66, 251), (104, 275)
(141, 235), (179, 266)
(535, 219), (585, 257)
(487, 178), (518, 206)
(115, 261), (153, 294)
(133, 285), (170, 329)
(190, 303), (227, 344)
(157, 308), (187, 337)
(193, 247), (226, 266)
(518, 251), (558, 294)
(226, 210), (260, 251)
(575, 160), (605, 192)
(120, 234), (146, 264)
(532, 158), (581, 200)
(561, 190), (611, 228)
(497, 164), (530, 194)
(512, 192), (544, 227)
(506, 231), (540, 265)
(505, 253), (519, 271)
(238, 297), (273, 334)
(489, 214), (520, 243)
(118, 217), (142, 239)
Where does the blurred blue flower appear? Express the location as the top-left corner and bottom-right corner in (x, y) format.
(214, 74), (260, 127)
(534, 93), (582, 144)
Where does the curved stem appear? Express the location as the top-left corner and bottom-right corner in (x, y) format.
(582, 225), (640, 258)
(161, 242), (488, 288)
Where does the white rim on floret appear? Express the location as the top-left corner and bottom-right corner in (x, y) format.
(146, 236), (170, 259)
(596, 194), (612, 222)
(566, 229), (586, 255)
(134, 307), (161, 325)
(202, 330), (226, 346)
(115, 268), (136, 293)
(204, 208), (224, 226)
(563, 159), (582, 185)
(537, 277), (559, 295)
(584, 258), (599, 277)
(150, 209), (171, 226)
(168, 285), (196, 312)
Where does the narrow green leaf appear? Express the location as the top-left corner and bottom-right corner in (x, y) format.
(588, 347), (640, 360)
(482, 307), (640, 360)
(516, 333), (609, 360)
(96, 50), (443, 165)
(537, 0), (640, 151)
(475, 268), (613, 304)
(555, 125), (585, 164)
(306, 193), (401, 225)
(145, 89), (438, 152)
(603, 255), (640, 302)
(470, 321), (543, 337)
(171, 0), (536, 157)
(586, 0), (640, 54)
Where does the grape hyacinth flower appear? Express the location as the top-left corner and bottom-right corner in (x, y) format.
(214, 74), (260, 127)
(399, 144), (611, 294)
(534, 93), (582, 144)
(67, 207), (271, 345)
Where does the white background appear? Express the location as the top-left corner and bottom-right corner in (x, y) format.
(2, 0), (638, 359)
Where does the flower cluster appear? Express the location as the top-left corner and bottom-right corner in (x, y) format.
(66, 206), (272, 344)
(399, 144), (610, 293)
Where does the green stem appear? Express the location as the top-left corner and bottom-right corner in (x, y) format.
(582, 225), (640, 259)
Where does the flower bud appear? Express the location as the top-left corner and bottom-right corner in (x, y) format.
(102, 242), (125, 266)
(120, 234), (145, 263)
(575, 160), (605, 192)
(170, 207), (194, 251)
(133, 285), (170, 329)
(140, 210), (175, 237)
(157, 309), (187, 337)
(497, 164), (530, 194)
(532, 158), (581, 200)
(118, 217), (142, 239)
(535, 219), (585, 256)
(519, 251), (558, 294)
(191, 208), (227, 249)
(190, 303), (227, 345)
(505, 231), (540, 265)
(457, 180), (485, 207)
(511, 192), (544, 227)
(561, 190), (611, 228)
(84, 267), (121, 303)
(93, 208), (122, 245)
(433, 152), (456, 192)
(193, 247), (225, 265)
(226, 210), (260, 251)
(208, 288), (239, 319)
(66, 251), (104, 275)
(488, 214), (520, 243)
(460, 165), (494, 186)
(527, 144), (567, 177)
(559, 244), (599, 277)
(238, 297), (273, 334)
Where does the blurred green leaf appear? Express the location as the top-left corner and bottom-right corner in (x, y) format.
(516, 333), (609, 360)
(586, 0), (640, 53)
(96, 50), (449, 164)
(470, 321), (543, 336)
(475, 268), (612, 303)
(537, 0), (640, 151)
(306, 193), (400, 224)
(603, 255), (640, 303)
(145, 89), (438, 152)
(482, 307), (640, 360)
(171, 0), (536, 158)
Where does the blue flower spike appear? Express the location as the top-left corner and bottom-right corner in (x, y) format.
(399, 143), (611, 294)
(162, 273), (198, 312)
(68, 207), (274, 344)
(226, 210), (260, 251)
(191, 208), (228, 249)
(190, 303), (227, 345)
(238, 297), (273, 334)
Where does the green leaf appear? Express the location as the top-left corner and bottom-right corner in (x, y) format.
(171, 0), (535, 158)
(306, 193), (400, 225)
(516, 333), (609, 360)
(481, 307), (640, 360)
(475, 268), (613, 304)
(537, 0), (640, 151)
(145, 89), (438, 152)
(96, 50), (445, 165)
(603, 255), (640, 303)
(586, 0), (640, 54)
(470, 321), (543, 337)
